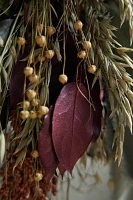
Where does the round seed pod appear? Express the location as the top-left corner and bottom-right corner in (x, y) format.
(83, 41), (92, 50)
(87, 65), (96, 74)
(37, 112), (43, 119)
(28, 74), (38, 83)
(45, 50), (55, 59)
(28, 56), (34, 64)
(46, 26), (56, 36)
(17, 37), (26, 46)
(31, 99), (39, 107)
(58, 74), (68, 84)
(26, 89), (36, 100)
(37, 54), (45, 62)
(35, 35), (47, 47)
(31, 150), (39, 158)
(22, 100), (30, 109)
(74, 20), (83, 30)
(34, 173), (43, 181)
(77, 50), (86, 59)
(37, 23), (43, 34)
(24, 67), (33, 77)
(20, 110), (29, 120)
(30, 111), (37, 119)
(38, 106), (49, 115)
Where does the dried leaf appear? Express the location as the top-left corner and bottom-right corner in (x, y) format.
(40, 84), (48, 105)
(52, 82), (93, 173)
(122, 103), (132, 133)
(112, 126), (119, 148)
(123, 96), (132, 115)
(13, 148), (27, 172)
(4, 55), (12, 69)
(38, 106), (59, 182)
(2, 67), (8, 87)
(14, 136), (32, 154)
(0, 129), (5, 166)
(13, 118), (31, 140)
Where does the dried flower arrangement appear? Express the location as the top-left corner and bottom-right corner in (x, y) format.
(0, 0), (133, 199)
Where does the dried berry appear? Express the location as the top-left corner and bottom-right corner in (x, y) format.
(22, 100), (30, 109)
(74, 20), (83, 30)
(37, 54), (45, 62)
(38, 106), (49, 115)
(26, 90), (36, 100)
(31, 99), (40, 107)
(83, 41), (91, 50)
(37, 112), (43, 119)
(24, 67), (33, 77)
(87, 65), (96, 74)
(17, 37), (26, 46)
(31, 150), (39, 158)
(46, 26), (56, 36)
(35, 35), (47, 47)
(37, 23), (43, 34)
(58, 74), (68, 84)
(77, 50), (86, 59)
(34, 173), (43, 181)
(28, 56), (34, 64)
(45, 50), (55, 59)
(20, 110), (29, 120)
(28, 74), (38, 83)
(30, 111), (38, 119)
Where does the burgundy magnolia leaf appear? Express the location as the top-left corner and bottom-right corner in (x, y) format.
(52, 82), (93, 173)
(38, 106), (59, 182)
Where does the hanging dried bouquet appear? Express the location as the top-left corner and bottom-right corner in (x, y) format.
(0, 0), (133, 199)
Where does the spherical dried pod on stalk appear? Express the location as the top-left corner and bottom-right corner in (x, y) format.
(77, 50), (86, 59)
(74, 20), (83, 30)
(28, 55), (34, 64)
(26, 89), (36, 100)
(45, 50), (55, 59)
(35, 35), (47, 47)
(31, 150), (39, 158)
(83, 41), (92, 50)
(17, 37), (26, 46)
(58, 74), (68, 84)
(34, 173), (43, 181)
(38, 106), (49, 115)
(20, 110), (29, 120)
(87, 65), (96, 74)
(30, 111), (38, 119)
(37, 54), (45, 62)
(37, 112), (43, 119)
(31, 99), (40, 107)
(22, 100), (30, 109)
(28, 74), (38, 83)
(24, 67), (33, 77)
(46, 26), (56, 36)
(37, 23), (43, 34)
